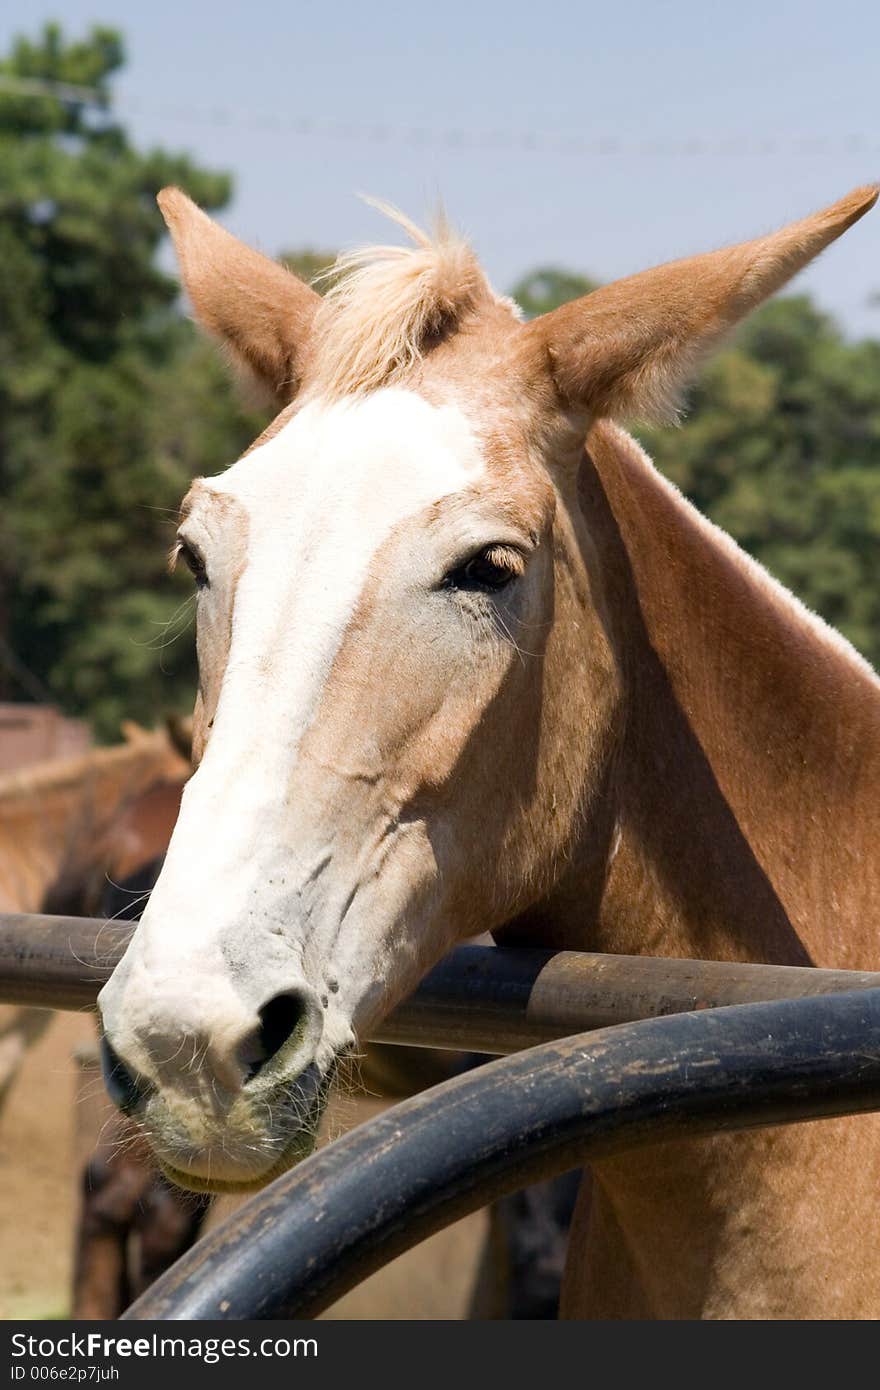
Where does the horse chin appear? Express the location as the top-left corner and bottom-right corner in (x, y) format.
(143, 1063), (333, 1195)
(156, 1129), (320, 1196)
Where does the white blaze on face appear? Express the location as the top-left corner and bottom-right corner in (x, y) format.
(107, 388), (486, 1066)
(209, 388), (483, 766)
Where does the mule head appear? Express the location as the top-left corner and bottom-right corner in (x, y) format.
(98, 184), (876, 1191)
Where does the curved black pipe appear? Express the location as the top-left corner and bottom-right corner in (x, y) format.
(124, 987), (880, 1321)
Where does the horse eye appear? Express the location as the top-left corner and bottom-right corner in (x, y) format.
(443, 545), (523, 594)
(177, 540), (208, 588)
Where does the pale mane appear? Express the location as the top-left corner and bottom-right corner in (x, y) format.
(310, 201), (514, 398)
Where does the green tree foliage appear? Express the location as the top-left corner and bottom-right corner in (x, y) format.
(280, 248), (338, 285)
(0, 24), (263, 735)
(509, 266), (597, 317)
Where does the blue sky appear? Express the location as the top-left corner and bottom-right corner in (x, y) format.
(3, 1), (879, 333)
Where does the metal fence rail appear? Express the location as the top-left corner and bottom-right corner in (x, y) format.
(121, 987), (880, 1320)
(4, 912), (880, 1320)
(3, 911), (880, 1053)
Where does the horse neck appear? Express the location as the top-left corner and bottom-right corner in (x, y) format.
(533, 422), (880, 970)
(0, 737), (186, 913)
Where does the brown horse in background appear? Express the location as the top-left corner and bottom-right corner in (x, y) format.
(0, 726), (203, 1316)
(0, 725), (188, 1097)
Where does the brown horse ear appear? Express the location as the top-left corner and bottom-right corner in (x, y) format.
(521, 186), (877, 427)
(157, 188), (321, 404)
(120, 719), (152, 744)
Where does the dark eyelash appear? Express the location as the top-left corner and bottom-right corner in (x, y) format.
(171, 539), (208, 588)
(442, 545), (525, 594)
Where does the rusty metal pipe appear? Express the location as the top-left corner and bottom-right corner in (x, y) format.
(0, 913), (131, 1011)
(2, 912), (880, 1052)
(371, 946), (880, 1054)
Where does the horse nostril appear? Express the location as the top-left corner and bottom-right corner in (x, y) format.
(240, 992), (311, 1083)
(99, 1035), (147, 1114)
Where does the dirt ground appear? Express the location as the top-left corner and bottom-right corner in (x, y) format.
(0, 1011), (488, 1320)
